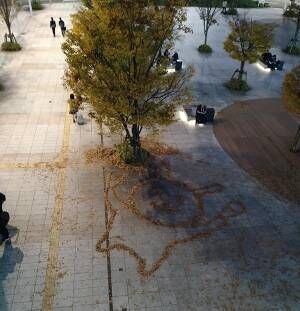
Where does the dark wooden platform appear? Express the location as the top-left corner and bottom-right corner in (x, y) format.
(214, 98), (300, 204)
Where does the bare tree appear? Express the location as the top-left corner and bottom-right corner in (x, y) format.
(198, 0), (221, 50)
(0, 0), (17, 43)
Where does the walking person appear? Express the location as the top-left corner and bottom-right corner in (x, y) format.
(59, 18), (66, 37)
(50, 17), (56, 37)
(69, 93), (81, 123)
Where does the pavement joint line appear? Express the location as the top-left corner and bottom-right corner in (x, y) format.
(41, 106), (71, 311)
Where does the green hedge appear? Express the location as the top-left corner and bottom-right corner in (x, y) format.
(32, 0), (43, 10)
(222, 7), (238, 15)
(156, 0), (258, 8)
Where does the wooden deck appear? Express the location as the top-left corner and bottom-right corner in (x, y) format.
(214, 98), (300, 204)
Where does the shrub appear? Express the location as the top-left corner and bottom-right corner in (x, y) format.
(283, 45), (300, 56)
(31, 0), (43, 10)
(224, 8), (238, 15)
(198, 44), (212, 54)
(1, 42), (21, 51)
(116, 141), (149, 164)
(238, 0), (258, 8)
(283, 8), (298, 18)
(157, 0), (257, 7)
(224, 78), (250, 91)
(283, 65), (300, 114)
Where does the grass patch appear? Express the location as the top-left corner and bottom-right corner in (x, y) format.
(1, 41), (21, 51)
(31, 0), (44, 10)
(198, 44), (212, 54)
(225, 78), (250, 91)
(283, 46), (300, 56)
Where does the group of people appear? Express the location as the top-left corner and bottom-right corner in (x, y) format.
(50, 17), (67, 37)
(0, 193), (10, 245)
(261, 52), (283, 71)
(164, 49), (179, 64)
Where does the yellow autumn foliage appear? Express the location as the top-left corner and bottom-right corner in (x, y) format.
(283, 65), (300, 114)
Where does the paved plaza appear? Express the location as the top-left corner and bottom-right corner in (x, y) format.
(0, 3), (299, 311)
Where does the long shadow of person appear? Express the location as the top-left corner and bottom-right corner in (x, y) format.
(0, 242), (24, 311)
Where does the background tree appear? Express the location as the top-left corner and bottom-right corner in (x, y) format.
(283, 3), (300, 55)
(224, 14), (273, 90)
(81, 0), (92, 9)
(283, 65), (300, 152)
(198, 0), (221, 53)
(0, 0), (17, 43)
(63, 0), (192, 163)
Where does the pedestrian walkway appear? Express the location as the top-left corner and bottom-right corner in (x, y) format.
(0, 4), (299, 311)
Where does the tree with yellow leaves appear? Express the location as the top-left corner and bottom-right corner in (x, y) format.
(283, 65), (300, 152)
(224, 14), (273, 91)
(63, 0), (192, 163)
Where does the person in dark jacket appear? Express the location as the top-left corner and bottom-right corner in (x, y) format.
(0, 211), (10, 244)
(50, 17), (56, 37)
(0, 192), (9, 245)
(164, 48), (170, 58)
(172, 51), (179, 63)
(196, 104), (208, 124)
(0, 193), (9, 244)
(58, 18), (66, 37)
(0, 192), (6, 213)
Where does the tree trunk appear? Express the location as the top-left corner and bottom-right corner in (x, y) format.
(204, 31), (208, 45)
(6, 21), (13, 43)
(238, 61), (245, 80)
(290, 125), (300, 153)
(294, 14), (300, 42)
(130, 124), (142, 162)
